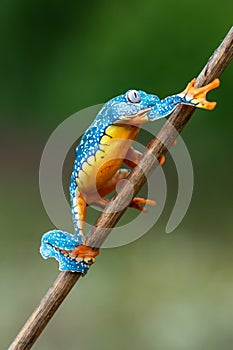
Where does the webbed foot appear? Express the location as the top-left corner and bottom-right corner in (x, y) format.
(70, 245), (99, 265)
(178, 78), (220, 110)
(40, 230), (90, 274)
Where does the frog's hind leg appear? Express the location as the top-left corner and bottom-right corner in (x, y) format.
(72, 189), (86, 237)
(98, 169), (131, 198)
(40, 189), (98, 273)
(40, 229), (90, 274)
(96, 168), (156, 212)
(70, 189), (99, 265)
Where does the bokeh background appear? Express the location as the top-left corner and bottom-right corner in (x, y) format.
(0, 1), (232, 349)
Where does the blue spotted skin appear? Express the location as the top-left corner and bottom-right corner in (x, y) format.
(69, 91), (183, 203)
(40, 231), (89, 274)
(40, 79), (219, 274)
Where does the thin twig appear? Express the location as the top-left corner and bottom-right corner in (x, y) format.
(9, 26), (233, 350)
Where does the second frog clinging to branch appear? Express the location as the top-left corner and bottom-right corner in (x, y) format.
(40, 78), (220, 275)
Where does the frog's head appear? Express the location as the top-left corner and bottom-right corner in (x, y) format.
(95, 89), (181, 127)
(94, 79), (219, 127)
(113, 89), (159, 124)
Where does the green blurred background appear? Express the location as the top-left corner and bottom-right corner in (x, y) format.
(0, 1), (232, 349)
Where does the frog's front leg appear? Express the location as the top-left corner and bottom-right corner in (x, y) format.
(178, 78), (220, 110)
(124, 146), (166, 168)
(147, 78), (220, 121)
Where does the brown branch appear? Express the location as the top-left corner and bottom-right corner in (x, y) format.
(9, 26), (233, 350)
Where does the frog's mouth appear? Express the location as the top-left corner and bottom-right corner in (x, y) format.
(119, 107), (152, 125)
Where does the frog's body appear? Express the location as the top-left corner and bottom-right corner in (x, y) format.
(76, 124), (139, 194)
(40, 78), (220, 274)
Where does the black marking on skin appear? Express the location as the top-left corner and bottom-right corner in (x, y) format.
(99, 142), (110, 146)
(86, 159), (92, 166)
(76, 175), (84, 187)
(47, 242), (72, 258)
(188, 98), (199, 106)
(104, 130), (113, 139)
(47, 242), (94, 266)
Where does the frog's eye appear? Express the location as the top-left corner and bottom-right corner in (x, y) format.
(126, 90), (141, 103)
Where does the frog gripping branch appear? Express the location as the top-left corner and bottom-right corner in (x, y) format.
(9, 27), (232, 350)
(40, 77), (220, 274)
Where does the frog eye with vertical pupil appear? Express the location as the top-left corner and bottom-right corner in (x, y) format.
(126, 90), (142, 103)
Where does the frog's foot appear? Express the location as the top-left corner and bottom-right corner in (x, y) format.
(130, 197), (157, 212)
(159, 154), (166, 165)
(178, 78), (220, 110)
(40, 230), (90, 275)
(70, 245), (100, 266)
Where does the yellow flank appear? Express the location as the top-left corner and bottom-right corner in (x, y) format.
(100, 135), (111, 144)
(87, 155), (95, 165)
(105, 124), (139, 140)
(77, 169), (89, 187)
(78, 123), (139, 194)
(82, 161), (91, 174)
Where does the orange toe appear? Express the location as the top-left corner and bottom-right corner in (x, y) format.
(71, 245), (99, 259)
(178, 78), (220, 110)
(159, 154), (166, 165)
(130, 197), (157, 212)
